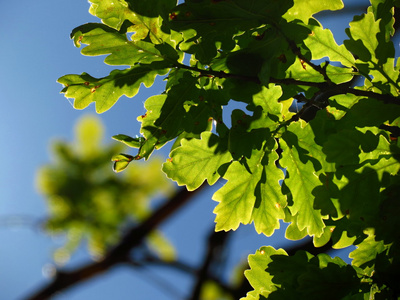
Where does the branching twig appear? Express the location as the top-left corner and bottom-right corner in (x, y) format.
(286, 38), (335, 86)
(188, 229), (230, 300)
(175, 62), (399, 106)
(24, 185), (205, 300)
(130, 253), (236, 298)
(125, 260), (185, 299)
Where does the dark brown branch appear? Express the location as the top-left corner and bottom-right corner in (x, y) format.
(286, 37), (335, 86)
(139, 255), (197, 276)
(188, 230), (230, 300)
(24, 185), (205, 300)
(271, 79), (400, 105)
(125, 260), (185, 299)
(286, 238), (334, 257)
(337, 86), (400, 105)
(174, 63), (261, 84)
(131, 254), (236, 297)
(175, 62), (399, 106)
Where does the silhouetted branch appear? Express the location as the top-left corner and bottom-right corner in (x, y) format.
(125, 260), (185, 299)
(286, 238), (334, 257)
(135, 252), (237, 298)
(24, 185), (205, 300)
(189, 229), (230, 300)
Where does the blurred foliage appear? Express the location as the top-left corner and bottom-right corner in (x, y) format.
(200, 281), (233, 300)
(36, 115), (175, 263)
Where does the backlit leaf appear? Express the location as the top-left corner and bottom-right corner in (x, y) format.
(283, 0), (344, 24)
(58, 62), (168, 113)
(251, 142), (286, 236)
(213, 149), (265, 231)
(243, 246), (288, 299)
(112, 153), (134, 172)
(246, 247), (360, 299)
(162, 131), (232, 191)
(213, 139), (285, 234)
(88, 0), (134, 30)
(112, 134), (144, 148)
(88, 0), (175, 44)
(71, 24), (180, 66)
(280, 122), (326, 237)
(137, 72), (203, 158)
(170, 0), (293, 63)
(304, 22), (355, 68)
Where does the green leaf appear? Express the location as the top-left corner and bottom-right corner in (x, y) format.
(266, 251), (359, 299)
(375, 182), (400, 243)
(170, 0), (293, 63)
(284, 212), (308, 240)
(71, 24), (180, 66)
(162, 132), (232, 191)
(138, 72), (202, 156)
(88, 0), (175, 44)
(283, 0), (344, 24)
(282, 58), (354, 85)
(296, 256), (359, 299)
(213, 149), (264, 231)
(267, 250), (314, 290)
(304, 22), (355, 68)
(245, 247), (360, 300)
(251, 84), (284, 118)
(213, 139), (285, 234)
(292, 118), (335, 172)
(369, 0), (397, 38)
(244, 246), (288, 298)
(350, 234), (385, 269)
(58, 63), (168, 113)
(344, 8), (400, 94)
(280, 121), (326, 237)
(228, 110), (266, 159)
(126, 0), (177, 18)
(323, 129), (378, 166)
(111, 153), (135, 172)
(138, 71), (227, 160)
(345, 12), (381, 63)
(334, 162), (400, 224)
(312, 225), (335, 247)
(251, 144), (286, 236)
(88, 0), (134, 30)
(112, 134), (144, 149)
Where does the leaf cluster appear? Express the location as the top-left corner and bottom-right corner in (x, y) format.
(37, 116), (174, 262)
(57, 0), (400, 298)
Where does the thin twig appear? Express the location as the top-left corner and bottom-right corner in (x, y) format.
(188, 229), (230, 300)
(24, 185), (205, 300)
(137, 254), (236, 297)
(125, 260), (185, 299)
(175, 62), (399, 106)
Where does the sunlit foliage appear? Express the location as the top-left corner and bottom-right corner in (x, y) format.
(57, 0), (400, 298)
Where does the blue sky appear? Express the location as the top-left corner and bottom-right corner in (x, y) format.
(0, 1), (368, 299)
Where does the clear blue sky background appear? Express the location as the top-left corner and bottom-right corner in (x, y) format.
(0, 1), (369, 299)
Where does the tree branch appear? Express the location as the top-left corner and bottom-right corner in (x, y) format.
(188, 230), (230, 300)
(125, 260), (185, 299)
(24, 185), (205, 300)
(131, 253), (236, 298)
(174, 63), (399, 106)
